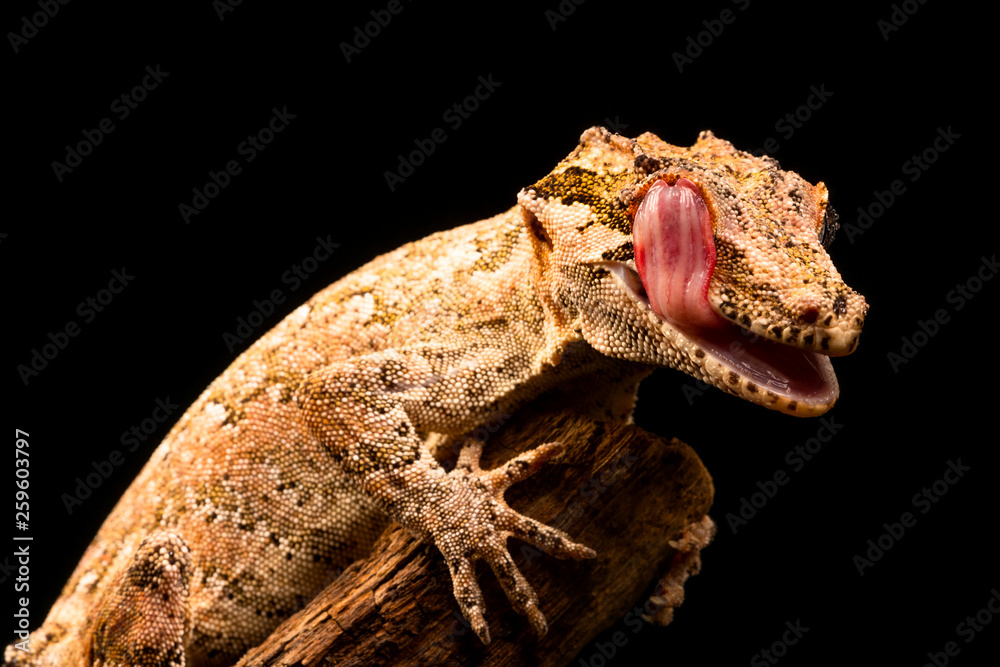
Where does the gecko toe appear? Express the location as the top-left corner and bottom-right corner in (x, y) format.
(481, 441), (565, 493)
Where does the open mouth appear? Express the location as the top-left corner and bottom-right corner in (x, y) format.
(608, 177), (839, 413)
(606, 262), (839, 409)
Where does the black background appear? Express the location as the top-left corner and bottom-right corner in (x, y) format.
(5, 1), (995, 665)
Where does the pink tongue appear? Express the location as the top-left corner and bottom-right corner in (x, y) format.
(633, 178), (727, 330)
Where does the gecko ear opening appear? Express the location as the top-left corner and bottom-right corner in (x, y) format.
(632, 178), (727, 332)
(519, 204), (552, 247)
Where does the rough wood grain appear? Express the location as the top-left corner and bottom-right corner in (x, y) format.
(234, 405), (715, 667)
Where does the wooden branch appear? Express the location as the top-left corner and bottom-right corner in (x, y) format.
(235, 405), (715, 667)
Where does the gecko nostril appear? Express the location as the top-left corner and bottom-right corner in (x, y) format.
(799, 307), (819, 325)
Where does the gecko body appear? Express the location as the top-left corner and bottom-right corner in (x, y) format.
(6, 128), (866, 666)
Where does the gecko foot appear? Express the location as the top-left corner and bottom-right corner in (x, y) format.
(89, 531), (193, 667)
(643, 515), (715, 626)
(434, 440), (596, 644)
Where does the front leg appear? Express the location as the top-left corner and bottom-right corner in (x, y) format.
(294, 349), (595, 643)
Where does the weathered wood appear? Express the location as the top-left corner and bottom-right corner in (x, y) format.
(235, 406), (714, 666)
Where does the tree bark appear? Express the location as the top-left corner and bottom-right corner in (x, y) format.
(234, 405), (715, 667)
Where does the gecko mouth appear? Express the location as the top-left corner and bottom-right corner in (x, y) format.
(612, 178), (838, 414)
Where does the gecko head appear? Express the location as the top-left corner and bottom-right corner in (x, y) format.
(518, 127), (868, 417)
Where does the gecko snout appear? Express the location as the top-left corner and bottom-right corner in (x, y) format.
(777, 286), (867, 357)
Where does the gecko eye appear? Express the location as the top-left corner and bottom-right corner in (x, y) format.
(820, 204), (839, 249)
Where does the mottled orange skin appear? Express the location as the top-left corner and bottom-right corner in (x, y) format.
(6, 128), (865, 666)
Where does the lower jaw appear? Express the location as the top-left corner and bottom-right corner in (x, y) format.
(665, 319), (840, 416)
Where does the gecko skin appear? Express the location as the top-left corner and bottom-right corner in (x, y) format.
(6, 128), (866, 666)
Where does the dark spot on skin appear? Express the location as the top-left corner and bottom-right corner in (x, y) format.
(741, 314), (751, 327)
(694, 349), (705, 358)
(379, 366), (397, 389)
(601, 241), (634, 261)
(589, 266), (610, 279)
(747, 383), (758, 393)
(803, 334), (814, 345)
(727, 371), (739, 385)
(634, 154), (663, 174)
(823, 314), (833, 326)
(769, 326), (783, 337)
(821, 336), (830, 350)
(787, 401), (797, 411)
(833, 293), (847, 316)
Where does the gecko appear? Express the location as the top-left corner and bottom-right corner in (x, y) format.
(5, 127), (867, 666)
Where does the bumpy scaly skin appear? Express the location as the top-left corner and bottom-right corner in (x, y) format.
(6, 128), (865, 666)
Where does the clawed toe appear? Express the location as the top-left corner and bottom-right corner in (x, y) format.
(480, 441), (565, 494)
(439, 439), (595, 643)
